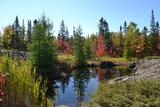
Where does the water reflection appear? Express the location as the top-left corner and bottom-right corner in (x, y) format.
(72, 69), (95, 107)
(46, 67), (130, 107)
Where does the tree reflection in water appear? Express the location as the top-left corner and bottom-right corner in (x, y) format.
(72, 68), (94, 107)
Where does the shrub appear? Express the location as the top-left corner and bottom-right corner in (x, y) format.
(90, 80), (160, 107)
(0, 55), (53, 107)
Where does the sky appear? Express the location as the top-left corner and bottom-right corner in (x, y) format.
(0, 0), (160, 36)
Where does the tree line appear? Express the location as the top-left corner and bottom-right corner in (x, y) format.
(0, 10), (160, 63)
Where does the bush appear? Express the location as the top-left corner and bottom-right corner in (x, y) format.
(90, 80), (160, 107)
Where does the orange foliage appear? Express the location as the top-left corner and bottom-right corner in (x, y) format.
(96, 35), (106, 56)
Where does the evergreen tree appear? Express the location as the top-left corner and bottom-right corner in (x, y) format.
(103, 19), (112, 49)
(29, 15), (57, 69)
(73, 26), (86, 66)
(27, 20), (32, 43)
(84, 37), (92, 60)
(142, 26), (151, 56)
(12, 16), (21, 50)
(98, 17), (104, 35)
(119, 25), (123, 47)
(21, 20), (25, 50)
(65, 27), (69, 41)
(156, 21), (159, 34)
(150, 10), (158, 54)
(150, 10), (156, 33)
(59, 20), (66, 40)
(120, 25), (123, 33)
(123, 21), (127, 34)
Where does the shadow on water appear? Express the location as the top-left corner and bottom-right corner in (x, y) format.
(41, 64), (131, 107)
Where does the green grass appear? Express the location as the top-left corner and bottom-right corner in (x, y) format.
(58, 54), (130, 66)
(94, 56), (130, 66)
(145, 56), (160, 59)
(90, 80), (160, 107)
(57, 54), (75, 64)
(0, 55), (53, 107)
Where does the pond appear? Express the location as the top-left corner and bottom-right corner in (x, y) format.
(46, 67), (131, 107)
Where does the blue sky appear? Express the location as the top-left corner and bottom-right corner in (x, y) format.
(1, 0), (160, 36)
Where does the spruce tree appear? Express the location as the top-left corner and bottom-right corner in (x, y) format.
(150, 10), (156, 33)
(21, 20), (25, 50)
(150, 10), (158, 54)
(119, 25), (123, 48)
(123, 21), (127, 34)
(59, 20), (66, 40)
(142, 26), (150, 56)
(29, 15), (57, 69)
(27, 20), (32, 43)
(73, 26), (86, 66)
(12, 16), (21, 50)
(156, 21), (159, 34)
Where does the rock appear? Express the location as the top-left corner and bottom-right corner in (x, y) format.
(110, 59), (160, 83)
(132, 59), (160, 80)
(128, 62), (136, 69)
(113, 77), (125, 82)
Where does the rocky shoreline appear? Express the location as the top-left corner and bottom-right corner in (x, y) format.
(110, 58), (160, 83)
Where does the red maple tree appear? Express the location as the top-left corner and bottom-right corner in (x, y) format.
(56, 37), (71, 54)
(96, 34), (106, 56)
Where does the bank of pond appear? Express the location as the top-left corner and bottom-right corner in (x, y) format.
(1, 56), (160, 107)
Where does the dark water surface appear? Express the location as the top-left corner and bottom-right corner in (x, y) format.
(46, 67), (130, 107)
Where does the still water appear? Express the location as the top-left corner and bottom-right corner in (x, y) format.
(46, 67), (130, 107)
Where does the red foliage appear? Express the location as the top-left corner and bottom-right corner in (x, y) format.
(56, 37), (71, 54)
(96, 35), (106, 56)
(0, 74), (7, 102)
(107, 48), (114, 57)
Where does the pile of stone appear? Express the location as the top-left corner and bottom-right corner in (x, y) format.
(133, 59), (160, 79)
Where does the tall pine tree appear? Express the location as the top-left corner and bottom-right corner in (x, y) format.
(150, 10), (158, 54)
(73, 26), (86, 66)
(12, 16), (21, 50)
(27, 20), (32, 43)
(123, 21), (127, 34)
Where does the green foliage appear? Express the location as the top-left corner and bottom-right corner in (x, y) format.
(0, 55), (53, 107)
(2, 25), (13, 49)
(149, 32), (159, 54)
(84, 37), (93, 60)
(123, 22), (140, 59)
(90, 80), (160, 107)
(123, 47), (133, 60)
(73, 26), (87, 66)
(29, 15), (57, 69)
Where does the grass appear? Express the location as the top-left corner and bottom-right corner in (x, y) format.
(58, 54), (131, 67)
(57, 54), (75, 67)
(93, 56), (130, 65)
(0, 55), (53, 107)
(90, 80), (160, 107)
(145, 56), (160, 59)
